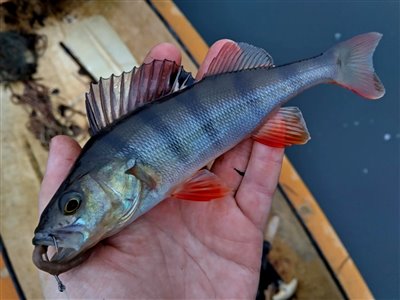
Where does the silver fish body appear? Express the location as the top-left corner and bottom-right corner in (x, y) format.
(33, 32), (385, 276)
(90, 55), (329, 195)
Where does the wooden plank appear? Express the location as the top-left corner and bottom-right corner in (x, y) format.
(269, 191), (344, 299)
(151, 1), (374, 299)
(151, 0), (209, 64)
(74, 1), (197, 74)
(0, 255), (19, 299)
(1, 86), (44, 299)
(63, 15), (139, 80)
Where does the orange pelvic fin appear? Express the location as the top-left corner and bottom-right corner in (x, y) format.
(171, 169), (230, 201)
(252, 106), (311, 148)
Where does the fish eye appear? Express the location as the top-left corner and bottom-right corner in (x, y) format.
(62, 194), (81, 215)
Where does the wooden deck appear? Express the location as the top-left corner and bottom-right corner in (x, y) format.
(0, 1), (372, 299)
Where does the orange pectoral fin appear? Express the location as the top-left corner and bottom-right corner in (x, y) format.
(126, 162), (158, 189)
(252, 106), (311, 148)
(171, 169), (231, 201)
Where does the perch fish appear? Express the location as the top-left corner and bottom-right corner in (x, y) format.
(32, 33), (385, 279)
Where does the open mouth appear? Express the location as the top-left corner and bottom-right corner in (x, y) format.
(32, 244), (90, 276)
(32, 233), (90, 276)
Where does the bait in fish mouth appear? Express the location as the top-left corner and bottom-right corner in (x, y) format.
(32, 32), (385, 291)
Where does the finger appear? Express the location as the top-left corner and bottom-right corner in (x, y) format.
(211, 139), (252, 192)
(143, 42), (181, 64)
(39, 135), (81, 213)
(235, 143), (284, 230)
(196, 39), (234, 80)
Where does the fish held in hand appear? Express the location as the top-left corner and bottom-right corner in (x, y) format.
(32, 32), (385, 279)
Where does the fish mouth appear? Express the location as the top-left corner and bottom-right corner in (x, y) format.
(32, 231), (90, 275)
(32, 245), (91, 275)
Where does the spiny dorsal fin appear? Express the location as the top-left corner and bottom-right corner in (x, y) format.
(203, 42), (274, 78)
(85, 60), (194, 135)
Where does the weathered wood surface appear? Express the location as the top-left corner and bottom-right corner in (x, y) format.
(0, 253), (19, 299)
(268, 191), (344, 299)
(1, 86), (45, 299)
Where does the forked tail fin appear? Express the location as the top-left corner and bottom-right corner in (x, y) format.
(328, 32), (385, 99)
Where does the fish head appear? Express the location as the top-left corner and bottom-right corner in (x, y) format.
(32, 158), (143, 275)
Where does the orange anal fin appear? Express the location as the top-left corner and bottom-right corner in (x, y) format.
(252, 106), (311, 148)
(171, 170), (230, 201)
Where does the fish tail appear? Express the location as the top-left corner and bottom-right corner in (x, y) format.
(327, 32), (385, 99)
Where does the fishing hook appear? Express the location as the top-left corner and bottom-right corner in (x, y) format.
(48, 235), (66, 292)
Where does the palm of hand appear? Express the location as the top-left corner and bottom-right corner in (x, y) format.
(59, 196), (261, 298)
(39, 42), (284, 299)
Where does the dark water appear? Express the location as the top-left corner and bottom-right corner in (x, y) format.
(175, 1), (399, 298)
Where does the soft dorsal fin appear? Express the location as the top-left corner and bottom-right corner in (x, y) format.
(203, 42), (274, 78)
(85, 60), (194, 135)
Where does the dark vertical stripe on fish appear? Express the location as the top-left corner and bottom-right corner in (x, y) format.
(140, 106), (192, 162)
(178, 90), (224, 151)
(102, 127), (125, 151)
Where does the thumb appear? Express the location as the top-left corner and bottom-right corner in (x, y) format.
(38, 135), (81, 214)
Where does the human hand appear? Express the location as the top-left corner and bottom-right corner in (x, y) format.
(38, 41), (284, 299)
